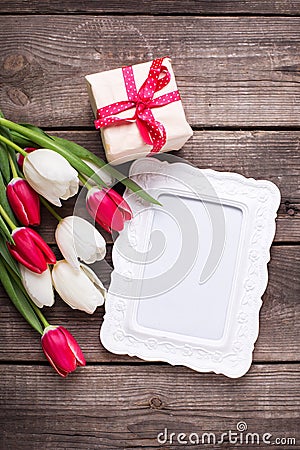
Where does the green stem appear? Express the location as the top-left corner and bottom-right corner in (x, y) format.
(39, 196), (62, 222)
(4, 254), (49, 330)
(0, 133), (27, 156)
(0, 204), (17, 230)
(0, 117), (162, 206)
(0, 118), (107, 187)
(8, 152), (18, 178)
(78, 173), (93, 190)
(28, 298), (50, 329)
(3, 260), (44, 335)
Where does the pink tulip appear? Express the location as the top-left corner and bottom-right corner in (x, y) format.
(41, 325), (86, 377)
(86, 187), (132, 233)
(7, 227), (56, 274)
(6, 177), (40, 226)
(17, 147), (37, 168)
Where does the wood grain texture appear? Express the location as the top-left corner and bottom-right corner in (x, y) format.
(1, 0), (300, 15)
(0, 246), (299, 363)
(33, 130), (300, 244)
(1, 364), (299, 449)
(0, 5), (299, 450)
(0, 16), (300, 127)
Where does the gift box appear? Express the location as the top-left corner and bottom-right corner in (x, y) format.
(85, 57), (193, 165)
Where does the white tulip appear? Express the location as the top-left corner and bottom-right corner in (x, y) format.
(52, 260), (106, 314)
(20, 265), (55, 308)
(80, 159), (115, 187)
(55, 215), (106, 269)
(23, 149), (79, 206)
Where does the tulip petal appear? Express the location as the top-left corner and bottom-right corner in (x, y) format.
(17, 148), (37, 168)
(107, 188), (133, 220)
(25, 149), (77, 181)
(41, 325), (85, 377)
(71, 216), (106, 264)
(42, 347), (69, 377)
(92, 215), (112, 234)
(8, 245), (44, 274)
(87, 188), (125, 232)
(20, 265), (55, 308)
(59, 327), (86, 367)
(55, 219), (80, 270)
(7, 183), (30, 226)
(86, 187), (132, 233)
(42, 326), (77, 374)
(60, 177), (79, 200)
(110, 208), (127, 232)
(23, 149), (79, 206)
(52, 260), (105, 314)
(9, 228), (48, 273)
(7, 178), (40, 226)
(24, 161), (62, 206)
(26, 228), (56, 265)
(14, 178), (40, 225)
(80, 263), (107, 300)
(55, 216), (106, 269)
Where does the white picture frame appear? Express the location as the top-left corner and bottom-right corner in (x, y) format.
(100, 158), (280, 378)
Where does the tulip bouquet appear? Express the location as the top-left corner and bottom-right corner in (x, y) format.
(0, 111), (159, 377)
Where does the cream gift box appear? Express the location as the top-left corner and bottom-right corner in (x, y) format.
(85, 57), (193, 165)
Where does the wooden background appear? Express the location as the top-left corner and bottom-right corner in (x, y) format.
(0, 1), (299, 449)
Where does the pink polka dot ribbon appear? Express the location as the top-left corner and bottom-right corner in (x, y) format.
(94, 57), (181, 155)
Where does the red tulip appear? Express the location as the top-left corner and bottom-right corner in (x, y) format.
(86, 187), (132, 233)
(6, 177), (40, 226)
(41, 325), (86, 377)
(8, 227), (56, 274)
(17, 147), (37, 168)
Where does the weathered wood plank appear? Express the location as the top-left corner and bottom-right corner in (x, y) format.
(0, 364), (299, 449)
(1, 1), (300, 15)
(32, 130), (300, 244)
(1, 16), (300, 127)
(0, 246), (299, 363)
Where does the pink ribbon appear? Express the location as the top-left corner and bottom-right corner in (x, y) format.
(94, 57), (181, 154)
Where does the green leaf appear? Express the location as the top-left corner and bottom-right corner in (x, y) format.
(0, 119), (161, 206)
(0, 216), (14, 244)
(0, 171), (16, 223)
(0, 141), (11, 183)
(10, 130), (36, 148)
(0, 112), (14, 182)
(49, 136), (162, 205)
(0, 115), (13, 142)
(7, 143), (19, 172)
(14, 123), (161, 204)
(0, 237), (20, 276)
(11, 123), (47, 149)
(0, 257), (43, 334)
(3, 122), (108, 187)
(47, 135), (98, 160)
(20, 123), (49, 137)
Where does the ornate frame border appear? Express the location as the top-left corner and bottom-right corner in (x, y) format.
(100, 158), (280, 378)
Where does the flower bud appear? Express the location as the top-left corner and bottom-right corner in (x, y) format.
(20, 265), (54, 308)
(23, 149), (79, 206)
(8, 227), (56, 274)
(86, 187), (132, 233)
(6, 177), (40, 226)
(55, 216), (106, 269)
(52, 260), (106, 314)
(41, 325), (86, 377)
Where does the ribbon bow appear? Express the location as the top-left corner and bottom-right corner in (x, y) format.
(94, 57), (181, 154)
